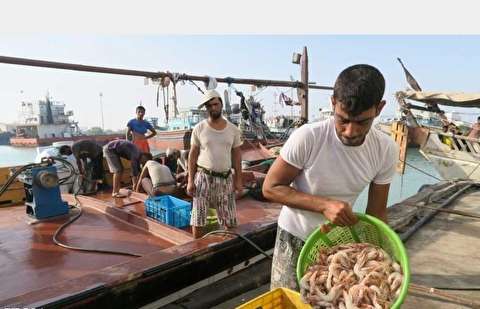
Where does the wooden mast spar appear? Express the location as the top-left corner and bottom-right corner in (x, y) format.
(0, 47), (329, 123)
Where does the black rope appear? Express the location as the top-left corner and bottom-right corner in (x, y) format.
(52, 168), (143, 257)
(156, 82), (160, 108)
(201, 230), (272, 259)
(0, 163), (40, 196)
(188, 80), (205, 94)
(1, 160), (142, 257)
(400, 159), (442, 181)
(53, 202), (142, 257)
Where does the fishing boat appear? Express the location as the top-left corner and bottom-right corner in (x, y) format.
(8, 95), (122, 147)
(384, 58), (460, 148)
(0, 159), (283, 308)
(0, 47), (337, 307)
(395, 90), (480, 181)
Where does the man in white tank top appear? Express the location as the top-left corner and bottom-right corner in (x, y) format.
(187, 89), (243, 239)
(262, 64), (399, 290)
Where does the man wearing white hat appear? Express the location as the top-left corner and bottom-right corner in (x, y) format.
(187, 89), (243, 239)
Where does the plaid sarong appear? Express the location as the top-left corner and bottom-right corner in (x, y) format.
(190, 169), (237, 227)
(270, 226), (305, 291)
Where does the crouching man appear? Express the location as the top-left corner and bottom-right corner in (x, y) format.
(103, 139), (151, 198)
(135, 159), (178, 196)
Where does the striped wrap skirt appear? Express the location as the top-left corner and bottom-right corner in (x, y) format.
(190, 169), (237, 228)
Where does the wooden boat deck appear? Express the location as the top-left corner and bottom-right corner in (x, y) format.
(0, 189), (281, 307)
(401, 187), (480, 308)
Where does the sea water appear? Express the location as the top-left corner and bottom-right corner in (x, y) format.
(0, 145), (439, 207)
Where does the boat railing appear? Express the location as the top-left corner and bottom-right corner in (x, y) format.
(433, 130), (480, 154)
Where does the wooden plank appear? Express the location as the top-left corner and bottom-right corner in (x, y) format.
(471, 142), (480, 154)
(465, 140), (476, 153)
(391, 121), (408, 174)
(456, 138), (467, 151)
(0, 166), (24, 189)
(451, 139), (460, 151)
(298, 46), (309, 122)
(0, 188), (25, 205)
(0, 166), (26, 206)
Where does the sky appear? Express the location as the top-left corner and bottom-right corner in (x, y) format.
(0, 2), (479, 130)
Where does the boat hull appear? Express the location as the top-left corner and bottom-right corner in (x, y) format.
(149, 129), (282, 163)
(0, 188), (281, 308)
(148, 129), (192, 152)
(419, 130), (480, 181)
(10, 134), (124, 147)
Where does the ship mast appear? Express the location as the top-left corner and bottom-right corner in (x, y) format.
(0, 47), (331, 123)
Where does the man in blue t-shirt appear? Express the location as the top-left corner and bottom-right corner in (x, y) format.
(126, 105), (157, 153)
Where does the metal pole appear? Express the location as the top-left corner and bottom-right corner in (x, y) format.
(99, 92), (104, 132)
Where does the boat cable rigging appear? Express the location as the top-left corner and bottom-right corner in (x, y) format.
(201, 230), (272, 259)
(399, 159), (442, 181)
(188, 79), (205, 94)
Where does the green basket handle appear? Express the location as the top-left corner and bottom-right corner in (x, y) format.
(320, 220), (361, 243)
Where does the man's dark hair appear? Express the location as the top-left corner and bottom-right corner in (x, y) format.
(136, 105), (146, 112)
(141, 152), (153, 161)
(58, 145), (72, 155)
(333, 64), (385, 116)
(477, 116), (480, 122)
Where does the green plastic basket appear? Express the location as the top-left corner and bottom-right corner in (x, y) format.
(296, 213), (410, 309)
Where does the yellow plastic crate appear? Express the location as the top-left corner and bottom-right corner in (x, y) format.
(236, 287), (312, 309)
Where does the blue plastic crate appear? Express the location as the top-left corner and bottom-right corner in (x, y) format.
(145, 195), (191, 228)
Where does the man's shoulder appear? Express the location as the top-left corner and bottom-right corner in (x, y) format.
(304, 119), (330, 131)
(291, 119), (330, 139)
(146, 160), (160, 167)
(368, 127), (399, 160)
(142, 119), (153, 128)
(193, 119), (207, 131)
(370, 126), (396, 147)
(226, 120), (241, 132)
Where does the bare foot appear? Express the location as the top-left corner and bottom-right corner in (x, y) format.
(119, 188), (132, 197)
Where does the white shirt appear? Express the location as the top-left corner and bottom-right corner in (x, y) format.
(35, 148), (77, 170)
(191, 119), (243, 172)
(144, 160), (175, 186)
(35, 148), (59, 163)
(278, 118), (398, 240)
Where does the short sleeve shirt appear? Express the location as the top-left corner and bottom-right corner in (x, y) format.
(127, 119), (153, 135)
(190, 119), (243, 172)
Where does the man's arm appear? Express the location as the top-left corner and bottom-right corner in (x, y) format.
(231, 146), (242, 194)
(186, 145), (200, 196)
(188, 145), (199, 183)
(75, 157), (84, 175)
(366, 182), (390, 223)
(262, 156), (357, 226)
(145, 127), (157, 139)
(126, 127), (132, 141)
(135, 165), (149, 192)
